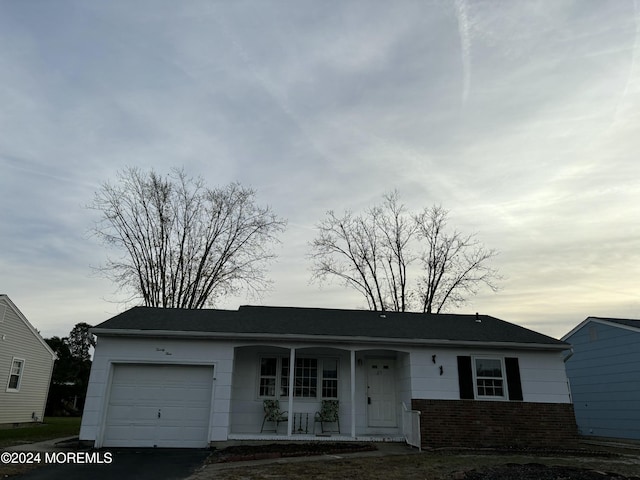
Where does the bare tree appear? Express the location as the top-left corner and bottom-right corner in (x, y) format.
(415, 205), (500, 314)
(372, 191), (418, 311)
(309, 192), (418, 311)
(309, 193), (499, 313)
(310, 209), (383, 310)
(90, 167), (287, 308)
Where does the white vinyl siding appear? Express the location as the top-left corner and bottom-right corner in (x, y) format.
(410, 348), (571, 403)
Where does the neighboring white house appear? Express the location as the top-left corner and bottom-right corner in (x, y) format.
(0, 294), (56, 425)
(80, 305), (578, 449)
(563, 317), (640, 441)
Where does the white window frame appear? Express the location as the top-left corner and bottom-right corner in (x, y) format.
(258, 356), (280, 397)
(6, 357), (25, 392)
(320, 358), (339, 399)
(472, 356), (506, 400)
(257, 355), (339, 400)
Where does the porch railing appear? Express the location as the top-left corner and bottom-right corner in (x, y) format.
(401, 402), (422, 451)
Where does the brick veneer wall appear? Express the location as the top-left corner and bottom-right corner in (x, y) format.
(411, 399), (579, 449)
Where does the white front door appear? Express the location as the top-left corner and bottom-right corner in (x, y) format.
(103, 364), (214, 448)
(366, 359), (397, 427)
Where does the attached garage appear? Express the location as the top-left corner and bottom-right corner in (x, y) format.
(102, 364), (214, 448)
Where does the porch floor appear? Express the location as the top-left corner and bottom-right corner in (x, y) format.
(227, 433), (406, 443)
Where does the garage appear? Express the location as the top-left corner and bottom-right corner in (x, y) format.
(102, 364), (214, 448)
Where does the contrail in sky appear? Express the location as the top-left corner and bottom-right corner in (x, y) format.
(454, 0), (471, 105)
(612, 0), (640, 124)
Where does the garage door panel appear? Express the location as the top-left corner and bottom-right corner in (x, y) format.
(109, 386), (166, 405)
(104, 425), (156, 447)
(161, 388), (184, 402)
(103, 364), (213, 448)
(161, 405), (209, 420)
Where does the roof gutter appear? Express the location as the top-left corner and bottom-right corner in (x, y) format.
(563, 347), (575, 362)
(91, 328), (569, 351)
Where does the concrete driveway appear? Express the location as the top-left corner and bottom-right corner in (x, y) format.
(11, 448), (211, 480)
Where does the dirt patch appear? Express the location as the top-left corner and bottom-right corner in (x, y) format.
(463, 462), (640, 480)
(208, 442), (377, 463)
(189, 443), (640, 480)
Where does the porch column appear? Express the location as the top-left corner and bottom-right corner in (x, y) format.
(350, 349), (356, 438)
(287, 347), (295, 436)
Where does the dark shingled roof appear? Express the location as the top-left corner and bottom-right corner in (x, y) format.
(93, 305), (567, 348)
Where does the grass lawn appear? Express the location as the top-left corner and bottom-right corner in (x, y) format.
(0, 417), (81, 448)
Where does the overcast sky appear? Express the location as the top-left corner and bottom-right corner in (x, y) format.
(1, 0), (639, 340)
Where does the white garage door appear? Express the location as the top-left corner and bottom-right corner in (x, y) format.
(103, 364), (214, 448)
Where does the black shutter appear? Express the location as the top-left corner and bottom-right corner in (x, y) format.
(457, 356), (475, 399)
(505, 357), (523, 401)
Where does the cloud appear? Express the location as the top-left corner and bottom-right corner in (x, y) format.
(1, 0), (639, 338)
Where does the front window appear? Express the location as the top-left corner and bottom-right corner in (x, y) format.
(7, 358), (24, 391)
(474, 358), (505, 398)
(259, 357), (278, 396)
(282, 358), (318, 398)
(259, 356), (337, 399)
(322, 359), (338, 398)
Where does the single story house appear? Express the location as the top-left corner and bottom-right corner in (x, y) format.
(562, 316), (640, 440)
(0, 294), (56, 426)
(80, 305), (578, 449)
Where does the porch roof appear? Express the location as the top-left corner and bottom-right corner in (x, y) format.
(92, 305), (568, 350)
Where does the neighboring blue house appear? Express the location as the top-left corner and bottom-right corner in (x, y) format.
(562, 317), (640, 441)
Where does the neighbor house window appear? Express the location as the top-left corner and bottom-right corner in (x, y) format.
(259, 356), (337, 399)
(474, 358), (505, 398)
(7, 358), (24, 391)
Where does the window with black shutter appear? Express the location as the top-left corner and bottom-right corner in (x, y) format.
(457, 356), (475, 399)
(457, 355), (524, 401)
(504, 357), (523, 401)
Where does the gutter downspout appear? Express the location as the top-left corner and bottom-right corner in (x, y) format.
(563, 347), (574, 403)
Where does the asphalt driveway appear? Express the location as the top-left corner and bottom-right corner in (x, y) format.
(12, 448), (210, 480)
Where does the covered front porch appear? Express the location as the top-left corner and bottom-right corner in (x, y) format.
(228, 344), (412, 442)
